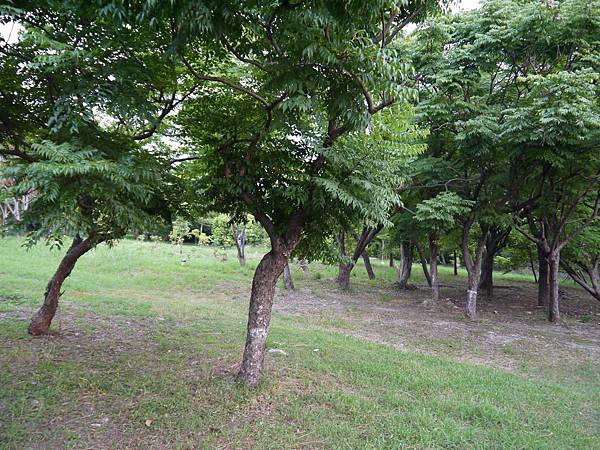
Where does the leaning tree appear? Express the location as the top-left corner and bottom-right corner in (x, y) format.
(0, 2), (187, 334)
(139, 0), (447, 385)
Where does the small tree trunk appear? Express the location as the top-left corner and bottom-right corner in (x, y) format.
(338, 263), (352, 289)
(398, 241), (412, 289)
(389, 253), (394, 267)
(299, 259), (309, 272)
(362, 250), (375, 279)
(462, 222), (488, 320)
(416, 243), (432, 286)
(232, 224), (247, 266)
(237, 249), (288, 386)
(537, 244), (549, 307)
(548, 251), (560, 323)
(28, 235), (96, 336)
(283, 263), (295, 290)
(453, 250), (458, 276)
(429, 237), (439, 302)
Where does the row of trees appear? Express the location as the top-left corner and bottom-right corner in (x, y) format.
(1, 0), (599, 386)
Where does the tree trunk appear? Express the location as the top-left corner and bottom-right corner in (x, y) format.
(429, 237), (439, 303)
(397, 241), (412, 289)
(299, 259), (309, 272)
(548, 251), (560, 323)
(283, 263), (295, 290)
(362, 250), (375, 279)
(389, 253), (394, 267)
(237, 248), (288, 386)
(479, 250), (494, 297)
(28, 235), (96, 336)
(453, 250), (458, 276)
(462, 222), (488, 320)
(338, 263), (352, 289)
(537, 243), (549, 307)
(416, 243), (432, 286)
(232, 224), (247, 266)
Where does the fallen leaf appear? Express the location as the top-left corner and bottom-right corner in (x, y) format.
(145, 419), (153, 427)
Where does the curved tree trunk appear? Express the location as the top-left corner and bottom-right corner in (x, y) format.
(283, 263), (295, 290)
(237, 248), (288, 386)
(537, 243), (549, 307)
(362, 250), (375, 279)
(28, 235), (96, 336)
(397, 241), (413, 289)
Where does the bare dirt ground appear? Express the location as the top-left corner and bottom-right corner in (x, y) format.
(273, 277), (600, 384)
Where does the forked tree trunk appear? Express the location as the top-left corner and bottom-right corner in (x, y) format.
(362, 250), (375, 280)
(429, 237), (439, 303)
(283, 263), (295, 290)
(536, 244), (549, 307)
(238, 247), (289, 386)
(232, 223), (247, 266)
(338, 263), (352, 289)
(548, 251), (561, 323)
(28, 235), (96, 336)
(397, 241), (413, 289)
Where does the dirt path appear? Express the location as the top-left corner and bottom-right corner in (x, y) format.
(273, 278), (600, 383)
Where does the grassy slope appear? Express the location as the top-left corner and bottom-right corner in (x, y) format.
(0, 238), (598, 449)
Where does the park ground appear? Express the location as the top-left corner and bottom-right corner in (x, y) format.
(1, 238), (599, 449)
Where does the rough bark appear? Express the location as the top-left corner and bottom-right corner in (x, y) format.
(536, 243), (549, 307)
(362, 250), (375, 279)
(428, 236), (439, 303)
(338, 263), (352, 289)
(237, 249), (288, 386)
(283, 263), (295, 290)
(232, 223), (247, 266)
(28, 235), (96, 336)
(397, 241), (413, 289)
(548, 251), (561, 323)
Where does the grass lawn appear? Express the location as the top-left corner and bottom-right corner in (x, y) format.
(1, 237), (599, 449)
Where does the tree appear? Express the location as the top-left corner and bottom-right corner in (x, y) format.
(0, 2), (183, 334)
(158, 1), (443, 385)
(561, 222), (600, 302)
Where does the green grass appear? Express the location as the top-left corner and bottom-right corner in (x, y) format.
(0, 237), (599, 449)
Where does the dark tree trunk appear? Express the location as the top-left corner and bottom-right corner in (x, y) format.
(479, 250), (494, 297)
(283, 263), (295, 290)
(389, 253), (394, 267)
(338, 263), (352, 289)
(453, 250), (458, 276)
(232, 223), (247, 266)
(428, 236), (439, 303)
(28, 235), (96, 336)
(537, 243), (549, 307)
(397, 241), (413, 289)
(528, 247), (538, 284)
(362, 250), (375, 279)
(416, 243), (432, 287)
(548, 251), (560, 323)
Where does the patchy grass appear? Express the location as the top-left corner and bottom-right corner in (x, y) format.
(1, 237), (599, 449)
